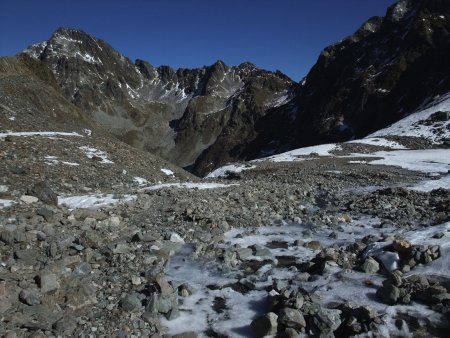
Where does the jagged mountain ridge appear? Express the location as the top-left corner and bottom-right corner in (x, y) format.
(22, 29), (295, 174)
(18, 0), (450, 176)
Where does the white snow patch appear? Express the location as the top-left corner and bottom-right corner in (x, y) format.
(61, 161), (80, 166)
(265, 93), (290, 108)
(79, 146), (113, 164)
(408, 174), (450, 192)
(133, 177), (148, 186)
(140, 182), (238, 191)
(160, 168), (174, 176)
(206, 164), (256, 178)
(349, 137), (407, 149)
(0, 131), (82, 138)
(367, 149), (450, 173)
(44, 156), (79, 166)
(258, 143), (341, 163)
(0, 199), (16, 208)
(58, 194), (136, 209)
(370, 92), (450, 143)
(162, 246), (266, 337)
(82, 129), (92, 136)
(75, 52), (101, 64)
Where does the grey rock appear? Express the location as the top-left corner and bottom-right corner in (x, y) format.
(20, 195), (39, 204)
(250, 312), (278, 337)
(65, 278), (97, 310)
(310, 308), (342, 336)
(19, 289), (41, 305)
(279, 307), (306, 330)
(27, 181), (58, 205)
(146, 292), (176, 315)
(38, 273), (59, 293)
(0, 281), (12, 314)
(376, 283), (400, 305)
(362, 257), (380, 274)
(155, 275), (174, 296)
(37, 207), (55, 222)
(236, 247), (253, 260)
(120, 292), (142, 312)
(112, 243), (131, 254)
(53, 317), (77, 335)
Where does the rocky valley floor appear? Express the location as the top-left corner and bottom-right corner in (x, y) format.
(1, 128), (449, 337)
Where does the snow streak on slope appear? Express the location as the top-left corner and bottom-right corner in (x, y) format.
(0, 131), (82, 138)
(257, 143), (342, 162)
(140, 182), (238, 191)
(58, 194), (136, 209)
(348, 137), (406, 149)
(370, 92), (450, 143)
(367, 149), (450, 173)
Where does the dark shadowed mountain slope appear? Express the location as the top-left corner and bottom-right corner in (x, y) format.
(289, 0), (450, 147)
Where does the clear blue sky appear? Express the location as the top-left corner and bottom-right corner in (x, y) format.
(0, 0), (396, 81)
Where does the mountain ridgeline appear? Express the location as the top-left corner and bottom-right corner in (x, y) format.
(12, 0), (450, 175)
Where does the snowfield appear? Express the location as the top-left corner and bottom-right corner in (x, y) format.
(370, 92), (450, 143)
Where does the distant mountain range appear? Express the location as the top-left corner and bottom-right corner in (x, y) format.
(2, 0), (449, 176)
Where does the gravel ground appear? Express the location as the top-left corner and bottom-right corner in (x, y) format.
(0, 135), (449, 337)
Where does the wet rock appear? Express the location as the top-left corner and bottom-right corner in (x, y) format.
(250, 312), (278, 337)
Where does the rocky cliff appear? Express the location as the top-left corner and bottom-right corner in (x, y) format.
(289, 0), (450, 147)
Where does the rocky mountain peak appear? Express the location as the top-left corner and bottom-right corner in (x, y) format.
(19, 28), (296, 174)
(386, 0), (415, 22)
